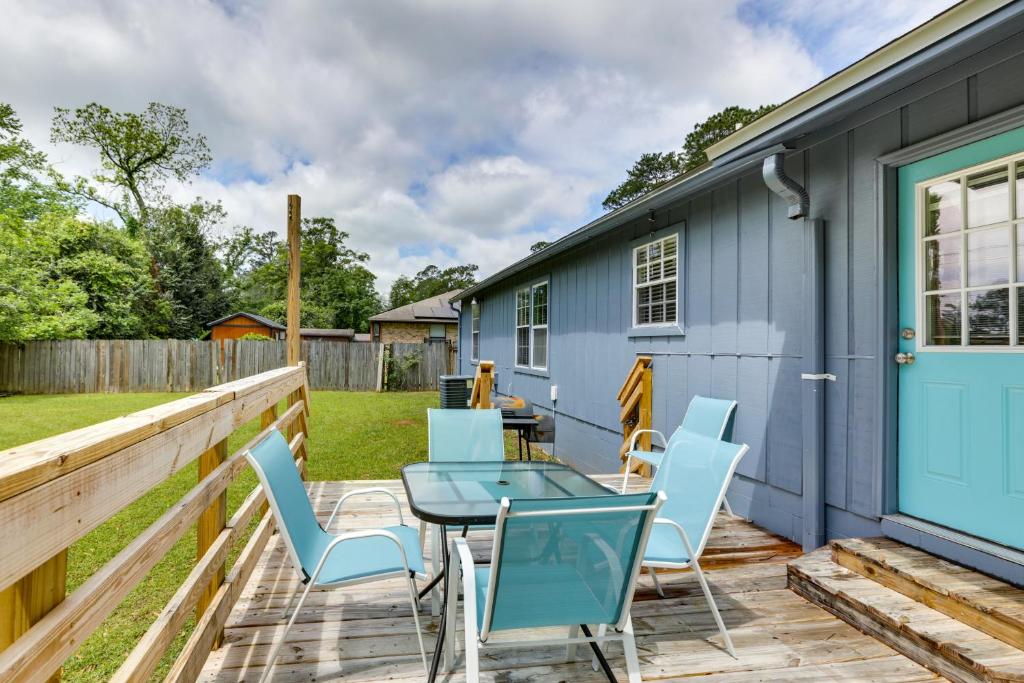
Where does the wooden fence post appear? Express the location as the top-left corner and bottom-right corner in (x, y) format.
(196, 439), (228, 648)
(285, 195), (307, 478)
(0, 550), (67, 682)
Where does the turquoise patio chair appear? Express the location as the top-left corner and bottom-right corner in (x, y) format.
(427, 407), (505, 462)
(621, 395), (738, 514)
(246, 429), (428, 682)
(424, 408), (506, 612)
(447, 491), (666, 683)
(605, 431), (748, 658)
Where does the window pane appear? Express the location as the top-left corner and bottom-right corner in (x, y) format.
(924, 236), (961, 291)
(637, 304), (651, 325)
(650, 283), (665, 303)
(648, 261), (662, 281)
(926, 293), (961, 345)
(532, 284), (548, 326)
(1017, 164), (1024, 219)
(968, 288), (1009, 345)
(663, 235), (678, 258)
(924, 180), (962, 235)
(472, 331), (479, 360)
(967, 227), (1009, 287)
(636, 248), (647, 266)
(1018, 225), (1024, 283)
(966, 167), (1009, 227)
(637, 286), (651, 305)
(636, 265), (647, 284)
(532, 327), (547, 368)
(1019, 288), (1024, 345)
(516, 327), (529, 365)
(665, 281), (677, 323)
(650, 303), (665, 323)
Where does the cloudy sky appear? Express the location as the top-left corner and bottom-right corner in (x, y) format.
(1, 0), (957, 295)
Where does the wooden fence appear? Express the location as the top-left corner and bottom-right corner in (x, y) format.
(0, 364), (310, 682)
(0, 339), (454, 394)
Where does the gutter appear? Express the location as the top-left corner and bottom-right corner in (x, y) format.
(454, 142), (786, 302)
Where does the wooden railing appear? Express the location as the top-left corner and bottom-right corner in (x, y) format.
(0, 364), (311, 682)
(618, 356), (653, 476)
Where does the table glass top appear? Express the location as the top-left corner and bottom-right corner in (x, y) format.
(401, 461), (613, 524)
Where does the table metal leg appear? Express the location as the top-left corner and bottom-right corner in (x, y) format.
(427, 524), (449, 683)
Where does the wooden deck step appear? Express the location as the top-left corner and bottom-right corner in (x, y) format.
(789, 548), (1024, 683)
(832, 537), (1024, 652)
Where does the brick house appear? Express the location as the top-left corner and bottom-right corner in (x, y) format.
(369, 290), (460, 345)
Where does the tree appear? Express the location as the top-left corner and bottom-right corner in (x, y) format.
(601, 152), (683, 210)
(51, 102), (211, 234)
(602, 104), (777, 211)
(388, 264), (478, 309)
(680, 104), (777, 172)
(145, 199), (234, 338)
(227, 217), (383, 332)
(529, 240), (551, 253)
(1, 103), (72, 221)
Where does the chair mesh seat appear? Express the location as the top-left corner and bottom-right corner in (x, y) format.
(472, 565), (617, 631)
(313, 524), (425, 585)
(642, 525), (691, 565)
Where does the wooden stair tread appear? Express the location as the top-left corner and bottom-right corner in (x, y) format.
(790, 548), (1024, 683)
(832, 537), (1024, 650)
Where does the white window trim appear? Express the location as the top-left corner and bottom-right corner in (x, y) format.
(914, 150), (1024, 352)
(632, 233), (679, 329)
(470, 301), (480, 362)
(514, 281), (549, 371)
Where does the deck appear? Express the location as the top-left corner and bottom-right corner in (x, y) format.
(198, 475), (942, 682)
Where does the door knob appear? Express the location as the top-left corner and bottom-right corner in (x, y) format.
(895, 352), (915, 365)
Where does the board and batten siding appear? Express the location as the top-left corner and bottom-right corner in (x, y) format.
(460, 40), (1024, 545)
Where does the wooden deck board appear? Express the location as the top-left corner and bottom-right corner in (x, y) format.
(198, 475), (942, 682)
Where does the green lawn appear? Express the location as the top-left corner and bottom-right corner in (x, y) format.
(0, 390), (439, 682)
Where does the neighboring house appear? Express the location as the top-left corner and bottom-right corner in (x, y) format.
(299, 328), (355, 342)
(454, 1), (1024, 584)
(207, 312), (285, 341)
(206, 313), (354, 342)
(369, 290), (460, 345)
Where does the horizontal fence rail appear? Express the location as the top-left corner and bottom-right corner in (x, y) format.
(0, 364), (311, 682)
(0, 339), (453, 394)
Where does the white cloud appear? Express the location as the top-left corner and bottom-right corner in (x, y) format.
(0, 0), (956, 294)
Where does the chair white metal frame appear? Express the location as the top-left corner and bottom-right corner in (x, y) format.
(607, 433), (748, 660)
(448, 492), (666, 683)
(245, 430), (429, 682)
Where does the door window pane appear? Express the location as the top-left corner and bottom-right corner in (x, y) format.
(966, 167), (1009, 227)
(968, 288), (1009, 345)
(1016, 164), (1024, 219)
(926, 293), (961, 346)
(924, 236), (961, 291)
(924, 180), (962, 235)
(967, 227), (1009, 287)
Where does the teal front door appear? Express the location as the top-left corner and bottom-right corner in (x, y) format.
(898, 127), (1024, 551)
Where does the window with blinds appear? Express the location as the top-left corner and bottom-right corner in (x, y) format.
(633, 234), (678, 327)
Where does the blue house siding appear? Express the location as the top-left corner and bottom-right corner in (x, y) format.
(459, 29), (1024, 546)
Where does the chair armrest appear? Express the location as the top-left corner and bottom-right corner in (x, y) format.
(326, 487), (404, 530)
(621, 429), (668, 493)
(452, 537), (477, 585)
(629, 428), (667, 453)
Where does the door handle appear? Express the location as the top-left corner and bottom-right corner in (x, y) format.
(895, 352), (916, 365)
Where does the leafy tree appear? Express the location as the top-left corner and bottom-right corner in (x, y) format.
(228, 217), (382, 332)
(602, 104), (777, 211)
(680, 104), (777, 171)
(529, 240), (551, 253)
(1, 103), (73, 222)
(601, 152), (683, 211)
(51, 102), (211, 234)
(388, 264), (478, 309)
(145, 199), (233, 338)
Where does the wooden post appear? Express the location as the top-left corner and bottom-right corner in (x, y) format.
(618, 357), (653, 478)
(286, 194), (301, 368)
(196, 439), (227, 648)
(285, 195), (305, 478)
(0, 550), (67, 682)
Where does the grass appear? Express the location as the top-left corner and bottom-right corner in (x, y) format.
(0, 390), (440, 682)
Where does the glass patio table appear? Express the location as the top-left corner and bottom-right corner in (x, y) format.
(401, 460), (615, 682)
